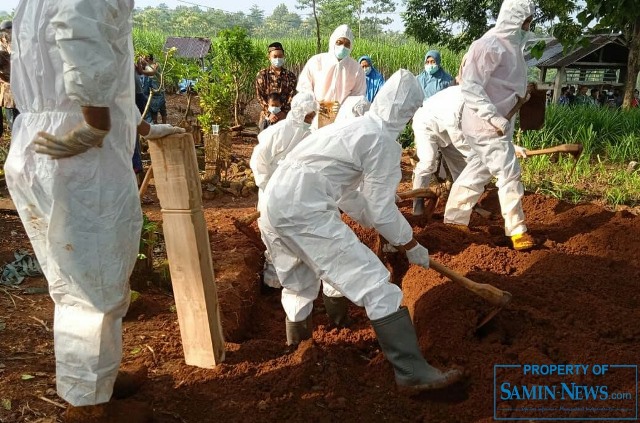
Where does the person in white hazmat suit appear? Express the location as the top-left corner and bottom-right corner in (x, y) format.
(296, 24), (365, 129)
(4, 1), (183, 421)
(444, 0), (536, 251)
(259, 69), (463, 391)
(411, 85), (471, 215)
(250, 92), (317, 289)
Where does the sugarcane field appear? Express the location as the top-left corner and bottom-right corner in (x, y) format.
(1, 2), (640, 423)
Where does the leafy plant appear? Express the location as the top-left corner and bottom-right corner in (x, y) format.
(196, 70), (234, 132)
(206, 27), (262, 127)
(138, 214), (158, 261)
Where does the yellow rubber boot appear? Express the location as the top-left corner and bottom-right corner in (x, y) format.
(511, 232), (535, 251)
(446, 223), (470, 233)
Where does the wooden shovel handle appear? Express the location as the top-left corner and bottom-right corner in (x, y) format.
(139, 166), (154, 198)
(523, 143), (583, 157)
(237, 211), (260, 226)
(396, 187), (441, 200)
(429, 259), (512, 307)
(496, 90), (533, 136)
(237, 188), (442, 224)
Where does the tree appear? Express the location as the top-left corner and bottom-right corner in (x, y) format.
(297, 0), (397, 42)
(403, 0), (640, 108)
(248, 4), (265, 32)
(206, 27), (262, 127)
(357, 0), (395, 38)
(404, 0), (575, 52)
(260, 4), (303, 39)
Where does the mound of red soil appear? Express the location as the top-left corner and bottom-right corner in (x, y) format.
(1, 112), (638, 423)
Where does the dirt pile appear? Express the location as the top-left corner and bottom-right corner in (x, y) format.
(1, 122), (638, 423)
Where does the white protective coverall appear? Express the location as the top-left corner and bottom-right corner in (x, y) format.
(444, 0), (534, 236)
(4, 0), (141, 407)
(412, 85), (471, 189)
(297, 25), (365, 128)
(259, 69), (423, 322)
(250, 92), (317, 289)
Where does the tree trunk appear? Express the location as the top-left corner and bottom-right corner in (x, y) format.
(233, 74), (240, 126)
(623, 17), (640, 109)
(313, 0), (321, 54)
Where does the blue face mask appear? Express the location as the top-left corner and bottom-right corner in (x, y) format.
(335, 45), (350, 60)
(364, 67), (372, 76)
(425, 64), (439, 75)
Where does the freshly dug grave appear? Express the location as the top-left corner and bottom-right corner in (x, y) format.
(1, 110), (638, 423)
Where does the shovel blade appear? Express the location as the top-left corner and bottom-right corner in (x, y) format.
(475, 291), (512, 330)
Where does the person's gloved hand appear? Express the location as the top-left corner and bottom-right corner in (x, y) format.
(382, 243), (398, 253)
(332, 101), (340, 114)
(352, 99), (370, 117)
(514, 145), (528, 159)
(395, 194), (402, 203)
(34, 122), (108, 159)
(145, 124), (186, 139)
(405, 243), (430, 268)
(490, 116), (510, 136)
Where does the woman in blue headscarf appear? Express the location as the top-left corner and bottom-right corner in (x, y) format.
(416, 49), (453, 100)
(358, 55), (385, 102)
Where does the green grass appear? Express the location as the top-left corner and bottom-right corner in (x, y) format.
(516, 105), (640, 209)
(131, 28), (639, 210)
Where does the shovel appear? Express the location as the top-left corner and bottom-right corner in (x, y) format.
(518, 143), (583, 178)
(395, 187), (442, 220)
(232, 211), (264, 250)
(429, 259), (512, 330)
(235, 187), (444, 230)
(381, 236), (512, 330)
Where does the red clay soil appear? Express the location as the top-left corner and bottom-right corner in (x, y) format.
(0, 97), (639, 422)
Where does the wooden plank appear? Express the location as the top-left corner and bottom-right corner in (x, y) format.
(0, 196), (16, 211)
(147, 133), (202, 210)
(162, 209), (225, 367)
(572, 61), (627, 67)
(148, 133), (225, 367)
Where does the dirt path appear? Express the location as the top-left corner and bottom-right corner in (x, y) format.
(0, 97), (638, 422)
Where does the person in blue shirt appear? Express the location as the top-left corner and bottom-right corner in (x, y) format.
(358, 55), (385, 102)
(416, 49), (453, 100)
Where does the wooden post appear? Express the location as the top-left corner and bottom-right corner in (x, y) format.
(553, 67), (566, 104)
(204, 133), (219, 183)
(147, 133), (225, 367)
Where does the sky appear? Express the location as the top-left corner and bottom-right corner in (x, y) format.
(1, 0), (405, 32)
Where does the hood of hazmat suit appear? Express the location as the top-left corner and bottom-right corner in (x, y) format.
(4, 0), (141, 407)
(460, 0), (535, 127)
(263, 69), (423, 247)
(251, 91), (317, 192)
(296, 25), (365, 106)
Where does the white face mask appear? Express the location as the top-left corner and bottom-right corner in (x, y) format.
(270, 57), (284, 68)
(363, 67), (372, 76)
(518, 28), (533, 44)
(335, 45), (351, 60)
(268, 106), (281, 114)
(424, 64), (438, 75)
